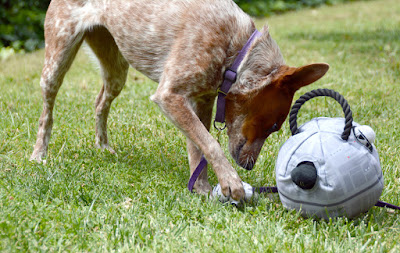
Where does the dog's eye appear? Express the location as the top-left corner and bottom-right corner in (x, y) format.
(266, 123), (279, 136)
(270, 123), (279, 133)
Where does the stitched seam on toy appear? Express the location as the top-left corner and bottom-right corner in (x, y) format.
(279, 175), (383, 208)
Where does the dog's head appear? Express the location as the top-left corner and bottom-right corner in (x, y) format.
(224, 26), (329, 170)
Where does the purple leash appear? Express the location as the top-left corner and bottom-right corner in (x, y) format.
(188, 29), (262, 192)
(375, 200), (400, 210)
(254, 186), (278, 194)
(188, 156), (208, 192)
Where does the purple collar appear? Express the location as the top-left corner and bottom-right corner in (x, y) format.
(188, 29), (262, 192)
(214, 29), (262, 129)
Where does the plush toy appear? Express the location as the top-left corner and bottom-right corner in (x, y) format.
(275, 89), (383, 219)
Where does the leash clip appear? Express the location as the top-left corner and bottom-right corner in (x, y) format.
(213, 120), (226, 131)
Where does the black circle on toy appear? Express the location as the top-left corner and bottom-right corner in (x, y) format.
(291, 161), (317, 190)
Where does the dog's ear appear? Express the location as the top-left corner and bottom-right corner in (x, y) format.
(280, 63), (329, 91)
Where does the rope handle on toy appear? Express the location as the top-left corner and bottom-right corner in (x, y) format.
(289, 88), (353, 141)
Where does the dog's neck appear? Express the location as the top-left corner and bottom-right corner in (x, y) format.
(229, 25), (286, 95)
(224, 22), (257, 73)
(214, 28), (262, 125)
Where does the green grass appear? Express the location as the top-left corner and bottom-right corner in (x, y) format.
(1, 0), (400, 251)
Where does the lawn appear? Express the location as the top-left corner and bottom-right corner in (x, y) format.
(1, 0), (400, 251)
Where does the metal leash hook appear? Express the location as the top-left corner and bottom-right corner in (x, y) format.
(213, 120), (226, 131)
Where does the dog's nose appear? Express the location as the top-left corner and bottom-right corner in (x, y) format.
(291, 161), (317, 189)
(244, 163), (254, 171)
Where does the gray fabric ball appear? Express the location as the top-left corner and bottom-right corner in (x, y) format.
(275, 117), (383, 219)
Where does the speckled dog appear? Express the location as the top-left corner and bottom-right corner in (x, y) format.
(30, 0), (329, 201)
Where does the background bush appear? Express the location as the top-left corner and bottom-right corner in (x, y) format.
(1, 0), (362, 52)
(0, 0), (50, 52)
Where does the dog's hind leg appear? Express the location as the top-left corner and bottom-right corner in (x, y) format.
(30, 8), (85, 162)
(85, 26), (129, 153)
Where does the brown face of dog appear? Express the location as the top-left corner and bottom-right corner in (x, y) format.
(225, 63), (329, 170)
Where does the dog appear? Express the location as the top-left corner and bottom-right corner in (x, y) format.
(30, 0), (329, 201)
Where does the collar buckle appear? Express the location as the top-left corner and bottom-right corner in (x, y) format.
(224, 68), (237, 84)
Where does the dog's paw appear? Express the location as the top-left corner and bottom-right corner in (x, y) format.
(29, 151), (46, 164)
(194, 180), (213, 195)
(212, 181), (254, 205)
(216, 171), (246, 201)
(105, 146), (116, 154)
(96, 143), (116, 154)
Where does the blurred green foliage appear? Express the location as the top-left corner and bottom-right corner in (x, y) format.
(0, 0), (50, 52)
(1, 0), (362, 52)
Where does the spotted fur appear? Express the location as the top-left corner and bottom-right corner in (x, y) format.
(31, 0), (329, 201)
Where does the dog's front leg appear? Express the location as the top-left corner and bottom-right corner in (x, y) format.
(151, 86), (245, 200)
